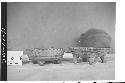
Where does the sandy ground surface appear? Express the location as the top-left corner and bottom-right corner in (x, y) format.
(7, 54), (115, 81)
